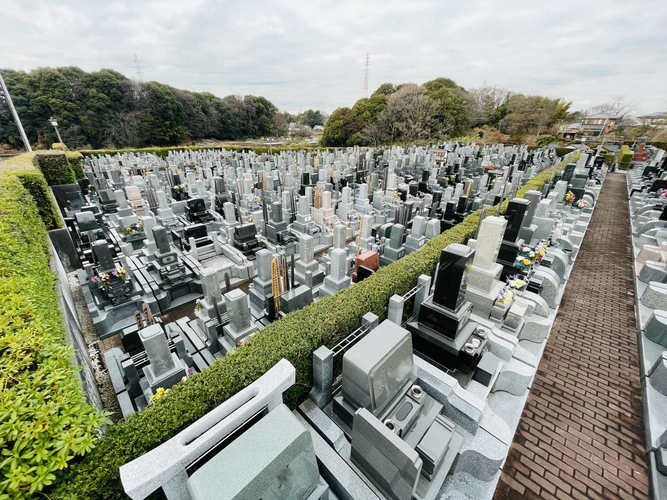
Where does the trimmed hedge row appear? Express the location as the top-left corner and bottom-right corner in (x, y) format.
(50, 155), (576, 500)
(66, 152), (86, 181)
(33, 153), (77, 186)
(617, 145), (633, 170)
(603, 154), (615, 167)
(0, 154), (62, 230)
(0, 155), (110, 499)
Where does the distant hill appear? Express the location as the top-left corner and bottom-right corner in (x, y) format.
(0, 67), (288, 149)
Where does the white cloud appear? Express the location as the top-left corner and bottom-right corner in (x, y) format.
(1, 0), (665, 115)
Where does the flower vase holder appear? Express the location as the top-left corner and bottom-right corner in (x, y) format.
(171, 189), (189, 202)
(105, 277), (134, 305)
(124, 230), (146, 243)
(490, 298), (512, 322)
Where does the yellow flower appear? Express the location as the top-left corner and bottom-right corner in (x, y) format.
(523, 259), (531, 265)
(539, 251), (545, 256)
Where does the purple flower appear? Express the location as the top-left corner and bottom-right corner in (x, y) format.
(112, 270), (119, 278)
(90, 276), (100, 283)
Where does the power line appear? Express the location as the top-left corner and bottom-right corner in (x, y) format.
(362, 54), (370, 98)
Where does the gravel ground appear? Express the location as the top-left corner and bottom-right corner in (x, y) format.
(67, 271), (123, 424)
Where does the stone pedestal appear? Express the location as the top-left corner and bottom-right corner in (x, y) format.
(143, 353), (187, 392)
(465, 216), (508, 317)
(249, 249), (273, 312)
(295, 235), (324, 287)
(404, 235), (426, 254)
(320, 248), (351, 297)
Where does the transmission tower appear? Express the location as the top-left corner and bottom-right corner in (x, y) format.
(362, 54), (370, 97)
(133, 55), (144, 84)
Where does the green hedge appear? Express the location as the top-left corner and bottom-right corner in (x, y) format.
(33, 153), (76, 186)
(0, 157), (110, 499)
(0, 154), (62, 230)
(617, 145), (633, 170)
(50, 154), (576, 500)
(603, 154), (615, 167)
(66, 152), (86, 180)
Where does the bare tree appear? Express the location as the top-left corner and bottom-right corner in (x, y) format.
(291, 124), (312, 138)
(387, 84), (442, 141)
(465, 83), (510, 126)
(361, 120), (386, 147)
(273, 111), (288, 137)
(590, 95), (637, 119)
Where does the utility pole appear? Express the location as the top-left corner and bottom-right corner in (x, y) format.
(362, 54), (370, 98)
(0, 71), (32, 151)
(49, 117), (66, 151)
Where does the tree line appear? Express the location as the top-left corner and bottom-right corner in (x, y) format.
(321, 78), (581, 147)
(0, 67), (327, 150)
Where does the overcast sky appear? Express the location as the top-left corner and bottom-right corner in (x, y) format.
(2, 0), (665, 115)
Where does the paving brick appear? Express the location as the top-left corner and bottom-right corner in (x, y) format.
(494, 174), (649, 500)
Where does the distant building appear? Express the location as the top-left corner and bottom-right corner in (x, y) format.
(313, 125), (324, 132)
(558, 122), (583, 140)
(638, 112), (667, 129)
(580, 113), (619, 135)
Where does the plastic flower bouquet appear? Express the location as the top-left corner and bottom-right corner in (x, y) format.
(506, 274), (526, 290)
(124, 221), (143, 236)
(513, 245), (536, 271)
(497, 287), (514, 305)
(534, 242), (547, 264)
(112, 268), (130, 283)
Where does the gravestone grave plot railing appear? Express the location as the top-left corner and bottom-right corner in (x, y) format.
(387, 274), (432, 327)
(119, 359), (296, 500)
(626, 161), (667, 499)
(310, 312), (380, 409)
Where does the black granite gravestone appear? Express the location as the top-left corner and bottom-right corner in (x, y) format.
(503, 198), (530, 243)
(562, 164), (576, 184)
(407, 243), (491, 381)
(153, 226), (171, 254)
(456, 196), (468, 215)
(92, 240), (115, 271)
(432, 244), (472, 312)
(444, 201), (456, 221)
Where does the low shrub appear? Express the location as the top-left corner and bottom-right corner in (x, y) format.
(603, 153), (615, 167)
(49, 154), (576, 500)
(0, 157), (110, 499)
(554, 147), (575, 158)
(617, 145), (633, 170)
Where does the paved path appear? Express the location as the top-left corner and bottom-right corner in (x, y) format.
(494, 173), (650, 500)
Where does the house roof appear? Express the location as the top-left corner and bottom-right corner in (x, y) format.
(584, 112), (619, 120)
(600, 145), (620, 153)
(638, 111), (667, 119)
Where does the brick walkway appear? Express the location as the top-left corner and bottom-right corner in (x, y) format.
(494, 173), (650, 500)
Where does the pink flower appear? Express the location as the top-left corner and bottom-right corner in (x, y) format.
(90, 276), (100, 283)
